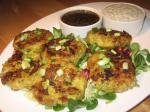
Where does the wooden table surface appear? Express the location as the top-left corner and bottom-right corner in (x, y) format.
(0, 0), (150, 112)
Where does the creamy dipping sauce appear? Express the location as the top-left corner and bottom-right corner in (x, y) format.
(102, 3), (144, 22)
(61, 10), (100, 26)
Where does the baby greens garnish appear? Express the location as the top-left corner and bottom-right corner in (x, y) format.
(67, 99), (98, 112)
(20, 33), (28, 41)
(42, 29), (150, 112)
(53, 27), (63, 38)
(34, 28), (42, 36)
(45, 104), (65, 111)
(92, 27), (99, 33)
(130, 42), (150, 74)
(146, 53), (150, 62)
(97, 92), (116, 101)
(68, 99), (85, 112)
(85, 99), (98, 110)
(66, 33), (75, 39)
(53, 104), (65, 111)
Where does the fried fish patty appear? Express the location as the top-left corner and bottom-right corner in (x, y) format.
(42, 37), (86, 64)
(0, 51), (42, 90)
(87, 28), (132, 49)
(13, 28), (52, 61)
(87, 48), (136, 92)
(32, 62), (87, 105)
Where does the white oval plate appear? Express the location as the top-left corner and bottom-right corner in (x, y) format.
(0, 2), (150, 112)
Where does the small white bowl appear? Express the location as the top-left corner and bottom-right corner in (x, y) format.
(59, 6), (102, 38)
(101, 3), (145, 36)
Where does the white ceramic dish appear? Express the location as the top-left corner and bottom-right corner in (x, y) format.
(0, 2), (150, 112)
(101, 2), (145, 36)
(59, 6), (102, 38)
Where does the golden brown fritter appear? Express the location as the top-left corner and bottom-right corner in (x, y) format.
(87, 28), (132, 49)
(13, 29), (52, 61)
(32, 62), (87, 105)
(87, 48), (136, 93)
(42, 37), (86, 64)
(0, 51), (42, 90)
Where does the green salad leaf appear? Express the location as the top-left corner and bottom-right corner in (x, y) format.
(97, 92), (116, 101)
(130, 42), (150, 74)
(146, 53), (150, 62)
(53, 104), (65, 111)
(85, 99), (98, 110)
(53, 27), (63, 38)
(68, 99), (85, 112)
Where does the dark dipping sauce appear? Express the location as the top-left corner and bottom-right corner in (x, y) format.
(61, 10), (100, 26)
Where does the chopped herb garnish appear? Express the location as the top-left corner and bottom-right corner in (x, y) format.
(98, 57), (111, 66)
(48, 35), (54, 41)
(34, 28), (42, 36)
(114, 32), (120, 37)
(39, 68), (46, 77)
(122, 62), (128, 70)
(42, 80), (49, 89)
(66, 33), (75, 39)
(55, 45), (61, 51)
(59, 39), (67, 45)
(90, 43), (103, 52)
(111, 49), (117, 55)
(42, 58), (48, 65)
(23, 57), (32, 62)
(48, 45), (55, 49)
(20, 33), (28, 41)
(21, 60), (30, 69)
(56, 69), (64, 76)
(106, 28), (112, 32)
(77, 53), (90, 68)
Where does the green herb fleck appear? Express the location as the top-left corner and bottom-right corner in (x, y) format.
(20, 33), (28, 41)
(114, 32), (120, 37)
(77, 53), (90, 68)
(48, 35), (54, 41)
(34, 28), (42, 36)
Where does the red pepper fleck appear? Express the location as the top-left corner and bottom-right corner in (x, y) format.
(81, 69), (90, 79)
